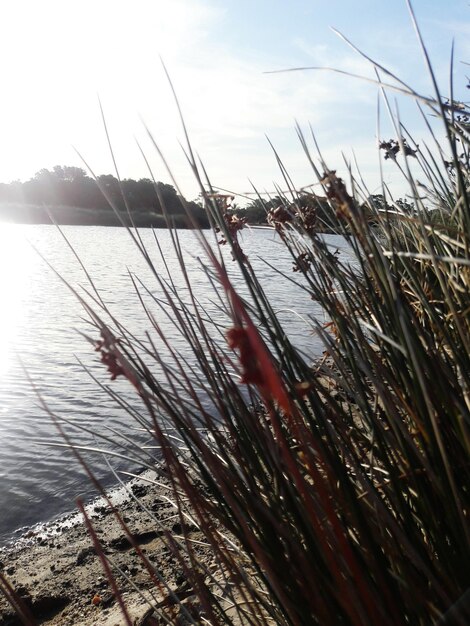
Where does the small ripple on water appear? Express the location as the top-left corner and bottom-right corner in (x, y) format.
(0, 225), (351, 545)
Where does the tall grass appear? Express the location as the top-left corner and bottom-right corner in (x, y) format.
(3, 5), (470, 625)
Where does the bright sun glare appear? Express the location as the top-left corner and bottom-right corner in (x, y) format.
(0, 224), (39, 379)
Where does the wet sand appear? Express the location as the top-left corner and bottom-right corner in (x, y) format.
(0, 471), (213, 625)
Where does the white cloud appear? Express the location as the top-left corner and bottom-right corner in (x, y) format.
(0, 0), (449, 201)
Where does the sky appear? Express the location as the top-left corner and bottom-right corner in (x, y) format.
(0, 0), (469, 202)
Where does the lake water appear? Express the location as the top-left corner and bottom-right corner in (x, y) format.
(0, 224), (349, 546)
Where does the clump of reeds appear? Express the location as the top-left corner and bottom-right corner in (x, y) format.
(3, 4), (469, 625)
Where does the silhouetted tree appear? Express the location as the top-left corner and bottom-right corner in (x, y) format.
(0, 165), (208, 228)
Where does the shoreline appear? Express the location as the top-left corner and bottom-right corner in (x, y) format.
(0, 470), (210, 625)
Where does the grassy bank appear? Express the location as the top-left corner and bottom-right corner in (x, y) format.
(0, 203), (208, 229)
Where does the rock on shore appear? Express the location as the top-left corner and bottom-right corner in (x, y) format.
(0, 472), (212, 625)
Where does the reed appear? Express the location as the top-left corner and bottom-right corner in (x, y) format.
(3, 3), (469, 624)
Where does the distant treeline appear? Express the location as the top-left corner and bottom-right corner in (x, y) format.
(232, 195), (334, 230)
(0, 166), (209, 228)
(235, 193), (417, 232)
(0, 165), (418, 231)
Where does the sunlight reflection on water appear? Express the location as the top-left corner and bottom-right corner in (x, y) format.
(0, 227), (38, 378)
(0, 223), (351, 545)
